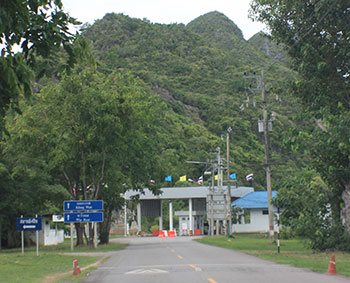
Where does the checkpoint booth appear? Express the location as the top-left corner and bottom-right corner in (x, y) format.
(124, 186), (253, 236)
(175, 210), (206, 236)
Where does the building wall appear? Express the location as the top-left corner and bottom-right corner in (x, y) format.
(28, 217), (64, 246)
(232, 208), (274, 233)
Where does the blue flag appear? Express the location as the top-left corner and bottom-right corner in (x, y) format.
(165, 175), (172, 182)
(230, 173), (236, 180)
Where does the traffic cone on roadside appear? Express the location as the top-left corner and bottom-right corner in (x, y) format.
(326, 254), (336, 275)
(73, 257), (82, 276)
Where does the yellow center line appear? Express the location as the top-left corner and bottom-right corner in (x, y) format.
(177, 255), (183, 259)
(189, 264), (196, 269)
(208, 278), (217, 283)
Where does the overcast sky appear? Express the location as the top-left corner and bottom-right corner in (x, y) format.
(61, 0), (266, 40)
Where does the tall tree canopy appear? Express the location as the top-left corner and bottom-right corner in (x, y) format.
(2, 67), (168, 244)
(251, 0), (350, 248)
(0, 0), (86, 123)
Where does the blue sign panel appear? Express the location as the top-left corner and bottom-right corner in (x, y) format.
(16, 217), (42, 231)
(64, 212), (104, 223)
(64, 200), (103, 211)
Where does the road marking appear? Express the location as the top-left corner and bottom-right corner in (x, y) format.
(208, 278), (217, 283)
(189, 264), (202, 271)
(170, 249), (175, 253)
(177, 255), (183, 259)
(126, 269), (168, 275)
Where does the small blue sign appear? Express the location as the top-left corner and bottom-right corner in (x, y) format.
(230, 173), (236, 180)
(64, 212), (104, 223)
(64, 200), (103, 211)
(16, 217), (42, 231)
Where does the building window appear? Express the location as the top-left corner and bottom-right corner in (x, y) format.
(262, 210), (268, 215)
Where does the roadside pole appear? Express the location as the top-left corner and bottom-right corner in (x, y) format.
(21, 215), (24, 256)
(261, 72), (274, 243)
(70, 223), (74, 251)
(243, 71), (275, 243)
(36, 214), (39, 256)
(226, 128), (232, 238)
(124, 198), (127, 237)
(277, 207), (281, 253)
(94, 222), (98, 248)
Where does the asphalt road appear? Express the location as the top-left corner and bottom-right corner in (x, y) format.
(82, 236), (350, 283)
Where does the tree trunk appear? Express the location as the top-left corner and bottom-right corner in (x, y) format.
(100, 209), (112, 244)
(88, 223), (94, 248)
(75, 223), (85, 246)
(342, 182), (350, 233)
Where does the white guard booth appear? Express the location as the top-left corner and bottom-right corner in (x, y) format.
(28, 215), (64, 245)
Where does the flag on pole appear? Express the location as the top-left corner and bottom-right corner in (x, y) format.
(150, 179), (155, 183)
(165, 175), (172, 182)
(229, 173), (236, 180)
(179, 175), (186, 182)
(246, 173), (253, 181)
(198, 176), (203, 184)
(215, 175), (218, 181)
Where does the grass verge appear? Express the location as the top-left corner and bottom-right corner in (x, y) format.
(0, 239), (127, 283)
(195, 234), (350, 276)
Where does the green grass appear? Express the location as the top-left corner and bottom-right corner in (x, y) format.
(195, 234), (350, 276)
(0, 239), (127, 283)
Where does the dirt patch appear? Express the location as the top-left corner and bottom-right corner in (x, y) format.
(43, 255), (109, 283)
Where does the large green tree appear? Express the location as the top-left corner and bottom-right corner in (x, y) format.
(3, 67), (166, 246)
(251, 0), (350, 245)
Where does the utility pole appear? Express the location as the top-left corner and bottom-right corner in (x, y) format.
(226, 127), (232, 238)
(217, 147), (222, 187)
(243, 71), (274, 243)
(261, 72), (274, 243)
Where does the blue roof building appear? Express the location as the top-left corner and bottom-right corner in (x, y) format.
(231, 191), (278, 233)
(232, 191), (277, 209)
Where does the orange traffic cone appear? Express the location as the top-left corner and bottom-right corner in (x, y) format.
(73, 257), (82, 276)
(326, 254), (336, 275)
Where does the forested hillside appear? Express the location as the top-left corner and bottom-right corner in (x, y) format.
(82, 11), (301, 189)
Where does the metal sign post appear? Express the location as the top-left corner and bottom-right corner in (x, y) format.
(64, 200), (104, 249)
(94, 222), (98, 248)
(70, 223), (74, 251)
(21, 215), (24, 256)
(36, 214), (39, 256)
(16, 216), (42, 256)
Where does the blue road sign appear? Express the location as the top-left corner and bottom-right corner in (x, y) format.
(16, 217), (42, 231)
(64, 212), (104, 223)
(64, 200), (103, 211)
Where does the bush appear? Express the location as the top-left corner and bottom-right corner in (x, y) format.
(150, 225), (159, 232)
(279, 227), (296, 239)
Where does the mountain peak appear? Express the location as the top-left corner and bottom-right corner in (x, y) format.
(186, 11), (244, 50)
